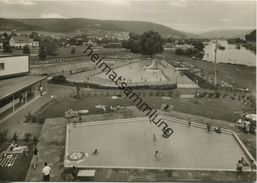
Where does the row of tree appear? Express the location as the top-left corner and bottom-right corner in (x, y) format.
(174, 39), (205, 59)
(122, 31), (164, 57)
(175, 48), (204, 59)
(245, 30), (256, 42)
(1, 32), (12, 53)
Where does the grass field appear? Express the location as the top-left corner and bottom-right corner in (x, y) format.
(38, 94), (252, 122)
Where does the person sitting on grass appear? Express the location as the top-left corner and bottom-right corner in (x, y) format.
(241, 157), (249, 166)
(236, 160), (243, 172)
(214, 127), (221, 133)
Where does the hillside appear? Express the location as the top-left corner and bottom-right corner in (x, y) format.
(199, 29), (253, 39)
(0, 18), (191, 38)
(0, 18), (39, 31)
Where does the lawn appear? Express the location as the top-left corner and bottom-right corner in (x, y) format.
(38, 94), (251, 122)
(163, 51), (256, 92)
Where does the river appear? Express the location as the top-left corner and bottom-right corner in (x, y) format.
(202, 40), (256, 66)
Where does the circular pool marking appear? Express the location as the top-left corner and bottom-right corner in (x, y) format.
(68, 151), (85, 161)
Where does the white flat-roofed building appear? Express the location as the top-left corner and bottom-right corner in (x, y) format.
(0, 55), (47, 122)
(0, 55), (30, 79)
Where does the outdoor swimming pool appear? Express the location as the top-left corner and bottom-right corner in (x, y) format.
(66, 59), (198, 88)
(64, 116), (253, 170)
(95, 60), (168, 83)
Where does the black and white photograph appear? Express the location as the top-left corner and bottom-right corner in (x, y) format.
(0, 0), (256, 182)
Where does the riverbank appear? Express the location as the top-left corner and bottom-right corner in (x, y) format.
(163, 51), (256, 92)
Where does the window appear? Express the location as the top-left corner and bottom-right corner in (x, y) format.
(0, 63), (4, 70)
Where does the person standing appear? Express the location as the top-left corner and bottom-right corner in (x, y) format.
(153, 133), (156, 143)
(32, 146), (39, 169)
(39, 85), (43, 96)
(155, 150), (159, 159)
(42, 162), (51, 181)
(188, 118), (191, 126)
(250, 160), (256, 171)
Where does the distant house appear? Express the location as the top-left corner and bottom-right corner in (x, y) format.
(83, 39), (94, 46)
(9, 36), (39, 49)
(103, 42), (122, 48)
(175, 44), (194, 49)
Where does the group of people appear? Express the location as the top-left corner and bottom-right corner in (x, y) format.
(187, 119), (221, 134)
(30, 145), (51, 181)
(207, 123), (222, 134)
(236, 157), (256, 172)
(236, 118), (256, 134)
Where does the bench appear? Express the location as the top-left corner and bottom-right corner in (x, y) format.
(77, 169), (96, 181)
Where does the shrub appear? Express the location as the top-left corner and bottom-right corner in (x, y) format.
(208, 93), (213, 98)
(33, 136), (39, 143)
(31, 116), (37, 123)
(2, 129), (8, 142)
(12, 132), (18, 141)
(0, 132), (3, 143)
(215, 92), (220, 98)
(51, 75), (66, 83)
(38, 116), (46, 124)
(24, 132), (31, 142)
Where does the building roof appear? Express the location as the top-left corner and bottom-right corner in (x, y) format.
(11, 36), (33, 44)
(0, 75), (47, 101)
(0, 53), (27, 58)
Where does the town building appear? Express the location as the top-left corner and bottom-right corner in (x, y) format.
(9, 35), (39, 49)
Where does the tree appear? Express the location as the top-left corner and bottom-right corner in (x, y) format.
(191, 40), (204, 51)
(139, 31), (164, 57)
(29, 32), (39, 39)
(175, 48), (184, 55)
(38, 46), (47, 60)
(40, 37), (58, 57)
(245, 30), (256, 42)
(122, 33), (141, 53)
(71, 47), (76, 54)
(2, 32), (12, 53)
(23, 45), (30, 55)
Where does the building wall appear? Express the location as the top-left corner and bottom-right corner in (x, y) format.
(0, 78), (47, 118)
(0, 55), (29, 78)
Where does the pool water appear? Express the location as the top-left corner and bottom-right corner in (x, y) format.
(65, 117), (251, 170)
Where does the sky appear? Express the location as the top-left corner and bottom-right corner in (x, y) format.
(0, 0), (256, 33)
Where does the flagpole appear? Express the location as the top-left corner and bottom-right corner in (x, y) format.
(213, 40), (217, 86)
